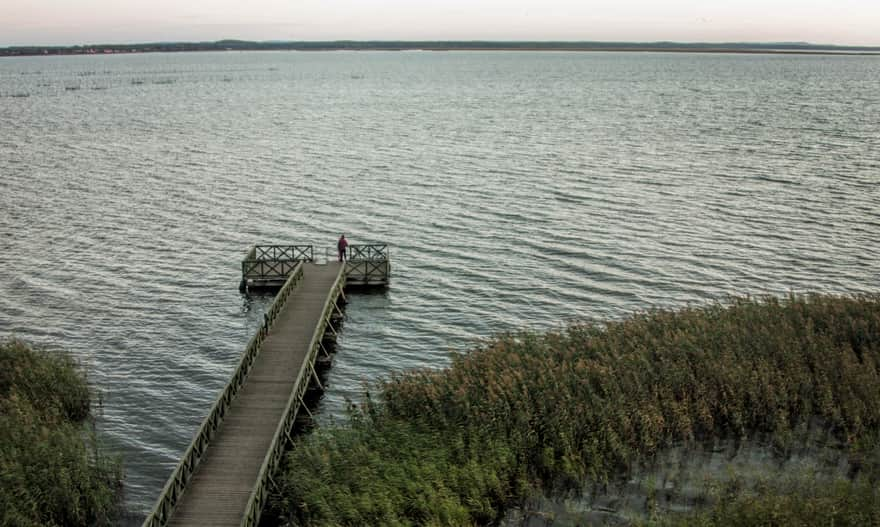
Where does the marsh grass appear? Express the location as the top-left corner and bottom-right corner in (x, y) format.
(646, 475), (880, 526)
(273, 294), (880, 525)
(0, 339), (122, 527)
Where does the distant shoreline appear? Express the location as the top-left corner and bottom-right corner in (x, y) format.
(3, 40), (880, 58)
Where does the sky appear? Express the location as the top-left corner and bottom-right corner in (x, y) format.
(3, 0), (880, 47)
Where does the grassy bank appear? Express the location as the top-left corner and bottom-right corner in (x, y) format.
(271, 294), (880, 525)
(0, 340), (122, 527)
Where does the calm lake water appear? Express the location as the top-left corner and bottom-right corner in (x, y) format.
(1, 50), (878, 521)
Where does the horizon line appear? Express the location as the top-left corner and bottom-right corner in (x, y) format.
(4, 38), (880, 50)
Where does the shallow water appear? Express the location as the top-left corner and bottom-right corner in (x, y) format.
(503, 433), (854, 526)
(1, 50), (878, 520)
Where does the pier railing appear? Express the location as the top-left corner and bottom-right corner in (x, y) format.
(344, 244), (390, 285)
(142, 262), (306, 527)
(254, 245), (314, 262)
(347, 244), (388, 261)
(241, 245), (313, 280)
(241, 264), (347, 527)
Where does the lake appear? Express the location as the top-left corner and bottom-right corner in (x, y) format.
(1, 50), (878, 521)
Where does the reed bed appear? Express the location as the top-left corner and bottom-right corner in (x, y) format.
(273, 294), (880, 525)
(0, 339), (122, 527)
(647, 475), (880, 526)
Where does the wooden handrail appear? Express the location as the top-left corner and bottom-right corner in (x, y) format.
(241, 259), (299, 280)
(347, 244), (389, 261)
(253, 245), (314, 262)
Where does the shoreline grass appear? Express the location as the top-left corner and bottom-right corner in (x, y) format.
(645, 475), (880, 526)
(271, 293), (880, 525)
(0, 339), (122, 527)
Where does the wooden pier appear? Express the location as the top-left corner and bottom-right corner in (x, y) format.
(143, 244), (389, 527)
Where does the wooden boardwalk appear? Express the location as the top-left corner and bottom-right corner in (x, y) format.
(144, 244), (389, 527)
(155, 262), (345, 527)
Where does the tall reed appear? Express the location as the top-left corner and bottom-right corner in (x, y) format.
(0, 339), (122, 527)
(647, 475), (880, 526)
(274, 294), (880, 525)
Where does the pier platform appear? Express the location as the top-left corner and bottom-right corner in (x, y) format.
(240, 244), (390, 291)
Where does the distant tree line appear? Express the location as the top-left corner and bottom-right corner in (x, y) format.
(2, 40), (879, 57)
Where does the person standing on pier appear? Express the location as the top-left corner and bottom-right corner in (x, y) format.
(337, 234), (348, 262)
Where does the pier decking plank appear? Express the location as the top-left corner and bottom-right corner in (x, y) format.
(166, 262), (344, 527)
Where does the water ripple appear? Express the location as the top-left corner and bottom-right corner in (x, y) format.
(1, 51), (879, 523)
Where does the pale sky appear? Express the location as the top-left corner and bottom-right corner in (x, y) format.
(3, 0), (880, 47)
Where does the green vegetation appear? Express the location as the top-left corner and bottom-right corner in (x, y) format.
(0, 339), (122, 527)
(271, 294), (880, 526)
(647, 476), (880, 527)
